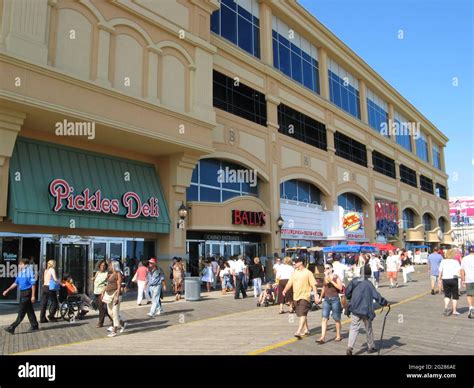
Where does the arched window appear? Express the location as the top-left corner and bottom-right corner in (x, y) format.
(423, 213), (433, 231)
(280, 179), (321, 204)
(337, 193), (364, 212)
(403, 209), (416, 229)
(186, 159), (258, 203)
(438, 217), (446, 233)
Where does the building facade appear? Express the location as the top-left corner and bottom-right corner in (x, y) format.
(0, 0), (451, 299)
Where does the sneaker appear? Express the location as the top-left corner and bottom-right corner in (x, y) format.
(452, 311), (460, 316)
(120, 322), (127, 333)
(107, 326), (114, 331)
(431, 289), (435, 295)
(346, 348), (353, 356)
(155, 310), (162, 316)
(257, 302), (261, 307)
(4, 327), (14, 335)
(107, 331), (117, 337)
(395, 283), (398, 288)
(443, 309), (450, 316)
(147, 313), (153, 317)
(468, 309), (474, 319)
(367, 348), (378, 354)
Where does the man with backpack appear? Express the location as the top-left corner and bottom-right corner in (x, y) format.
(345, 264), (389, 355)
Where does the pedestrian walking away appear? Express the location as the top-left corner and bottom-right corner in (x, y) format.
(400, 250), (414, 284)
(248, 257), (265, 298)
(147, 258), (167, 316)
(368, 254), (383, 289)
(172, 257), (185, 301)
(93, 260), (112, 328)
(39, 259), (59, 323)
(438, 249), (462, 316)
(315, 263), (343, 344)
(233, 255), (248, 299)
(201, 260), (215, 293)
(276, 257), (295, 313)
(345, 264), (389, 355)
(428, 248), (443, 295)
(282, 257), (317, 339)
(133, 260), (150, 305)
(3, 258), (40, 335)
(461, 246), (474, 318)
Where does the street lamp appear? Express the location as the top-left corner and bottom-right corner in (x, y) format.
(177, 202), (188, 229)
(276, 215), (284, 235)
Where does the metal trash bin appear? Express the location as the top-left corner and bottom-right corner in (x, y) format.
(184, 277), (201, 301)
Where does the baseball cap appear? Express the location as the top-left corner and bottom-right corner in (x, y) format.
(148, 258), (157, 265)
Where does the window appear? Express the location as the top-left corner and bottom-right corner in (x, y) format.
(334, 131), (367, 167)
(416, 131), (429, 162)
(328, 59), (360, 119)
(186, 159), (259, 203)
(280, 179), (321, 204)
(394, 111), (413, 152)
(372, 151), (396, 178)
(399, 165), (417, 187)
(438, 218), (446, 233)
(338, 193), (363, 212)
(211, 0), (260, 58)
(272, 17), (320, 94)
(213, 70), (267, 126)
(420, 175), (434, 194)
(432, 143), (442, 170)
(277, 104), (327, 151)
(403, 209), (416, 229)
(423, 213), (433, 231)
(367, 89), (388, 136)
(436, 183), (447, 200)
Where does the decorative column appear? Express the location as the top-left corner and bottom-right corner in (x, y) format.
(4, 0), (50, 64)
(146, 46), (161, 102)
(0, 108), (26, 219)
(258, 0), (273, 66)
(318, 47), (330, 100)
(358, 79), (369, 124)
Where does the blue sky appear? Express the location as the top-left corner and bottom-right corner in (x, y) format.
(299, 0), (473, 198)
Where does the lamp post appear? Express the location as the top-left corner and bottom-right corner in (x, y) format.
(177, 201), (188, 229)
(402, 230), (407, 250)
(276, 215), (284, 234)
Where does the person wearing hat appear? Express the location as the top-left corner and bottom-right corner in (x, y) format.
(438, 248), (462, 316)
(282, 257), (318, 339)
(147, 258), (167, 317)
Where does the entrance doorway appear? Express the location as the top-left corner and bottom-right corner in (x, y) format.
(61, 244), (89, 294)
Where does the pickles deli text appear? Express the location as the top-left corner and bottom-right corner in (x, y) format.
(49, 179), (160, 219)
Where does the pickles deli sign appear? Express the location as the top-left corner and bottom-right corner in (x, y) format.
(232, 210), (266, 226)
(49, 179), (160, 219)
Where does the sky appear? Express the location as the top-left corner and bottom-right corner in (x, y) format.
(298, 0), (474, 198)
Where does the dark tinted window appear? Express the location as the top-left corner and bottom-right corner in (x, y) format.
(436, 183), (447, 200)
(334, 131), (367, 167)
(372, 151), (396, 178)
(399, 165), (417, 187)
(420, 175), (434, 194)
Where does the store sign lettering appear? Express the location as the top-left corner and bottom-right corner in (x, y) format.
(375, 200), (399, 236)
(281, 229), (324, 237)
(232, 210), (266, 226)
(49, 179), (160, 219)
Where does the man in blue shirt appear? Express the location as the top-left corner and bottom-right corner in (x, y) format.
(3, 258), (39, 334)
(147, 258), (166, 317)
(428, 248), (444, 295)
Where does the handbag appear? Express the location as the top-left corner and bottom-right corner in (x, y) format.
(102, 290), (116, 304)
(405, 265), (415, 274)
(49, 278), (60, 291)
(131, 272), (138, 283)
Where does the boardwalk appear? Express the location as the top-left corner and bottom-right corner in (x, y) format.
(2, 266), (473, 355)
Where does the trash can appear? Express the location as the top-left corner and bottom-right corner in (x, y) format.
(184, 277), (201, 301)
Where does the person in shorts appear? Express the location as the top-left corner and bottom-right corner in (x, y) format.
(428, 248), (443, 295)
(315, 263), (343, 344)
(461, 246), (474, 318)
(385, 250), (401, 288)
(282, 257), (317, 339)
(438, 249), (461, 316)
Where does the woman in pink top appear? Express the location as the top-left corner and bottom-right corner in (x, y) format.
(134, 261), (150, 305)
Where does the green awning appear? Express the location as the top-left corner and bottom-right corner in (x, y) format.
(8, 137), (170, 234)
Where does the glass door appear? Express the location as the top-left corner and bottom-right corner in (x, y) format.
(61, 244), (89, 294)
(0, 237), (20, 303)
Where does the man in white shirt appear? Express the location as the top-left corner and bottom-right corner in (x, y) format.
(461, 246), (474, 319)
(273, 256), (282, 279)
(332, 255), (346, 284)
(386, 250), (401, 288)
(233, 255), (247, 299)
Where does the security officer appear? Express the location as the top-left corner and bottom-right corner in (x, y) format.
(3, 258), (39, 334)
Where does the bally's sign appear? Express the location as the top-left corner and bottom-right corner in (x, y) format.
(232, 210), (266, 226)
(49, 179), (160, 219)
